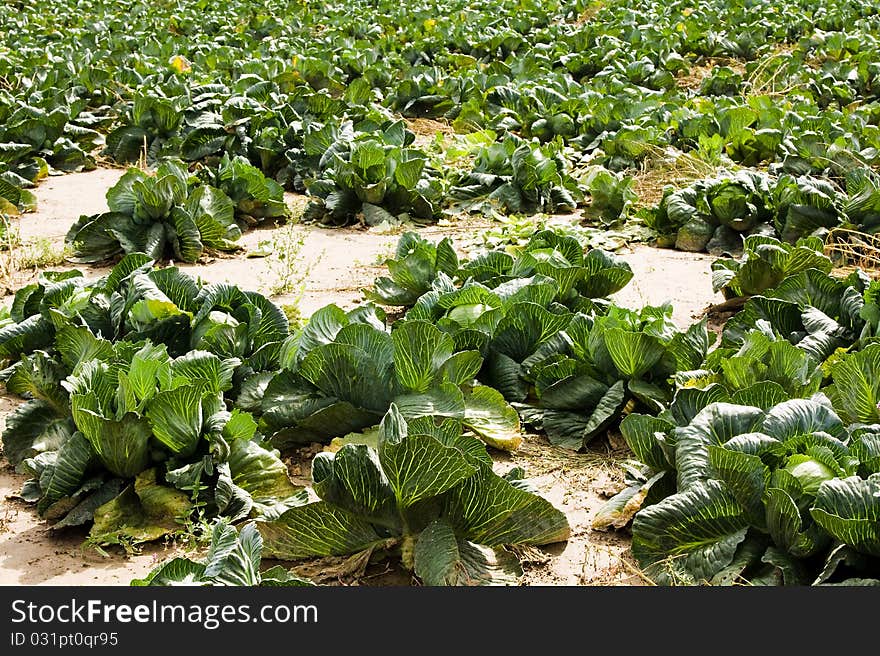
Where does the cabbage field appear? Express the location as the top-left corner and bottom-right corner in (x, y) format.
(1, 0), (879, 587)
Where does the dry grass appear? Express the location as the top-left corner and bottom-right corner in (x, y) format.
(0, 214), (22, 292)
(631, 146), (717, 209)
(0, 228), (68, 294)
(676, 62), (716, 92)
(746, 45), (804, 98)
(676, 57), (747, 92)
(580, 545), (655, 586)
(285, 192), (310, 221)
(677, 46), (801, 98)
(631, 168), (690, 209)
(507, 430), (630, 481)
(825, 227), (880, 277)
(0, 218), (69, 293)
(404, 117), (452, 148)
(405, 117), (455, 137)
(574, 0), (605, 25)
(93, 154), (131, 170)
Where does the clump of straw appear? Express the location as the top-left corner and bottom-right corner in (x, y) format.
(825, 227), (880, 277)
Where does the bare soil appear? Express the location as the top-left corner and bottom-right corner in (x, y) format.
(18, 169), (127, 243)
(0, 168), (723, 586)
(0, 467), (183, 585)
(505, 434), (647, 585)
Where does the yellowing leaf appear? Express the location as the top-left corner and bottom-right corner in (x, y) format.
(0, 198), (20, 217)
(169, 55), (191, 74)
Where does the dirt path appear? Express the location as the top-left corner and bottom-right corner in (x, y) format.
(0, 168), (723, 585)
(12, 169), (722, 326)
(613, 245), (722, 328)
(503, 435), (646, 585)
(18, 169), (128, 243)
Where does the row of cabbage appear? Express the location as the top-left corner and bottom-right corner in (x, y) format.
(362, 230), (880, 584)
(593, 239), (880, 584)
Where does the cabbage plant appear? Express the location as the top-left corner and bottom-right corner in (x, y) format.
(203, 154), (289, 224)
(257, 406), (570, 586)
(505, 305), (710, 449)
(0, 259), (299, 545)
(380, 231), (691, 450)
(670, 329), (824, 416)
(711, 235), (832, 299)
(5, 338), (303, 546)
(256, 305), (521, 451)
(302, 120), (443, 226)
(66, 157), (287, 263)
(364, 232), (460, 307)
(457, 230), (633, 310)
(826, 343), (880, 425)
(449, 135), (581, 215)
(66, 160), (242, 263)
(408, 288), (708, 450)
(0, 255), (290, 375)
(599, 398), (880, 585)
(721, 268), (868, 362)
(374, 229), (632, 330)
(103, 94), (185, 164)
(647, 170), (854, 254)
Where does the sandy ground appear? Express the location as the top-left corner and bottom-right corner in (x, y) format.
(17, 169), (128, 243)
(613, 246), (721, 329)
(8, 169), (722, 324)
(506, 435), (645, 585)
(0, 468), (182, 585)
(0, 168), (723, 586)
